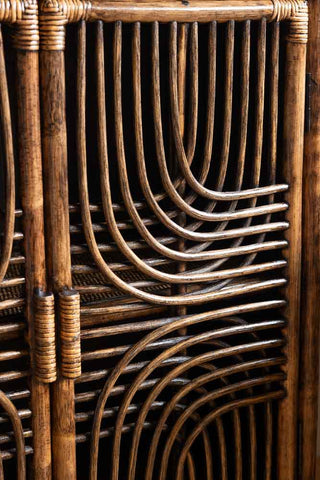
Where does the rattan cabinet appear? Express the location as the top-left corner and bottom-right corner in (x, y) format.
(0, 0), (318, 478)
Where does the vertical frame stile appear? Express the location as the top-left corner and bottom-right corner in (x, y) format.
(299, 0), (320, 478)
(277, 3), (308, 479)
(39, 5), (77, 480)
(39, 2), (89, 479)
(11, 1), (53, 479)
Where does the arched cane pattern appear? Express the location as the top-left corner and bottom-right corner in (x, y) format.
(87, 301), (286, 478)
(74, 18), (288, 305)
(66, 13), (291, 480)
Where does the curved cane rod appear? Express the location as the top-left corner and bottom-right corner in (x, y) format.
(185, 337), (258, 480)
(160, 375), (284, 480)
(99, 21), (286, 269)
(89, 300), (285, 478)
(149, 26), (287, 221)
(145, 355), (283, 480)
(128, 332), (268, 480)
(182, 22), (198, 166)
(191, 414), (213, 480)
(140, 21), (284, 226)
(140, 19), (285, 289)
(0, 391), (26, 480)
(169, 416), (210, 480)
(187, 337), (257, 480)
(130, 19), (282, 284)
(184, 410), (214, 480)
(141, 19), (284, 283)
(175, 391), (284, 480)
(216, 416), (228, 480)
(96, 21), (286, 287)
(129, 328), (274, 480)
(256, 24), (281, 458)
(89, 21), (282, 304)
(77, 22), (288, 300)
(183, 17), (275, 278)
(133, 21), (287, 248)
(110, 325), (284, 480)
(186, 452), (196, 480)
(191, 372), (228, 480)
(0, 27), (15, 283)
(157, 20), (248, 238)
(168, 22), (286, 201)
(207, 316), (278, 480)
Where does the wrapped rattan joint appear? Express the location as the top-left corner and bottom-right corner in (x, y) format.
(34, 289), (56, 383)
(59, 289), (81, 379)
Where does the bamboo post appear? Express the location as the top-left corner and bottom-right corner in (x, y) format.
(39, 2), (84, 478)
(277, 3), (308, 479)
(299, 0), (320, 478)
(39, 45), (77, 480)
(12, 1), (53, 478)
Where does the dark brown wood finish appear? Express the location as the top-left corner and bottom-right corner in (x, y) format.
(299, 0), (320, 478)
(40, 48), (77, 480)
(15, 48), (52, 480)
(0, 0), (311, 478)
(13, 3), (52, 478)
(277, 11), (308, 477)
(37, 0), (310, 478)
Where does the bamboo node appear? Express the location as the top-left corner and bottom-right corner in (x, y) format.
(0, 0), (39, 50)
(271, 1), (308, 43)
(287, 2), (308, 43)
(0, 0), (23, 24)
(34, 290), (57, 383)
(59, 289), (81, 379)
(39, 0), (91, 50)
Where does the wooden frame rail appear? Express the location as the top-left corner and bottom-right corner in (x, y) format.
(39, 0), (309, 49)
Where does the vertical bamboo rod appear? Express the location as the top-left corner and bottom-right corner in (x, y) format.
(15, 49), (52, 479)
(40, 49), (76, 480)
(277, 13), (307, 479)
(299, 1), (320, 478)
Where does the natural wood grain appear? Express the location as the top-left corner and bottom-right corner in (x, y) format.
(299, 0), (320, 478)
(277, 23), (307, 480)
(15, 49), (52, 480)
(89, 0), (275, 23)
(40, 47), (76, 480)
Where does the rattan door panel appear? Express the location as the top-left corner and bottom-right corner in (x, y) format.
(38, 1), (308, 479)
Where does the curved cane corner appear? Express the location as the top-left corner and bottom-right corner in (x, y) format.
(0, 390), (26, 480)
